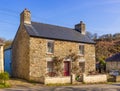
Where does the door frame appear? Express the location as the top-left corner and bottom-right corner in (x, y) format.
(64, 61), (71, 76)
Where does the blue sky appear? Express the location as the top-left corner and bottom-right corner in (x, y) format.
(0, 0), (120, 40)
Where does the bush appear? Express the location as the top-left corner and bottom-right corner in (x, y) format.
(0, 72), (9, 85)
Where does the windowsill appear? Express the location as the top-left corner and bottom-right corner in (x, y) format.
(77, 54), (84, 57)
(46, 52), (54, 55)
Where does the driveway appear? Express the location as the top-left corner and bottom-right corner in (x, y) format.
(1, 83), (120, 91)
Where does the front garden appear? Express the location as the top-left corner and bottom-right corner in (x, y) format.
(0, 72), (10, 88)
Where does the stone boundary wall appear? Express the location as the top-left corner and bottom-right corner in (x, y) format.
(83, 74), (107, 83)
(45, 76), (71, 84)
(106, 61), (120, 72)
(115, 76), (120, 82)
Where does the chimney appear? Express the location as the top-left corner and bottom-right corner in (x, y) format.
(75, 21), (86, 35)
(20, 8), (31, 25)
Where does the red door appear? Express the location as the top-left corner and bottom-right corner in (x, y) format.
(64, 61), (70, 76)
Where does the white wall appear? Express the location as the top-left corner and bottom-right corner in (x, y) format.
(83, 74), (107, 83)
(45, 76), (71, 84)
(0, 45), (4, 72)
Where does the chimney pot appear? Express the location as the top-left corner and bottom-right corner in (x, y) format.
(20, 9), (31, 25)
(75, 21), (86, 35)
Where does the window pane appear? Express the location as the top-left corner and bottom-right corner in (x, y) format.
(47, 42), (54, 53)
(47, 62), (53, 72)
(79, 45), (84, 55)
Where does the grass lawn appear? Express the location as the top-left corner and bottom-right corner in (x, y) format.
(0, 83), (10, 88)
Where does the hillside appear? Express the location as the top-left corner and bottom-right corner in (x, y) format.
(95, 38), (120, 61)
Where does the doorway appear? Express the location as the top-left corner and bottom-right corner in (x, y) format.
(64, 61), (70, 76)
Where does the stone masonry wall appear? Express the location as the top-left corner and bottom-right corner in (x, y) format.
(83, 74), (107, 83)
(84, 44), (96, 73)
(12, 25), (30, 80)
(106, 61), (120, 72)
(29, 38), (46, 83)
(29, 37), (96, 83)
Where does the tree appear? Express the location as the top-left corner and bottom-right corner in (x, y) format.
(4, 40), (12, 49)
(0, 37), (5, 43)
(86, 31), (98, 40)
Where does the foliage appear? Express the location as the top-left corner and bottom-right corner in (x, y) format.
(95, 38), (120, 61)
(98, 33), (120, 40)
(0, 72), (9, 85)
(0, 83), (10, 88)
(0, 37), (4, 43)
(4, 40), (12, 49)
(52, 56), (63, 76)
(0, 37), (13, 49)
(47, 53), (80, 77)
(86, 31), (98, 40)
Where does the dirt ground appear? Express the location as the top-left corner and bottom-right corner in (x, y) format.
(8, 78), (44, 88)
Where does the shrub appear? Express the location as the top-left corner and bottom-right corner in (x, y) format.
(0, 72), (9, 85)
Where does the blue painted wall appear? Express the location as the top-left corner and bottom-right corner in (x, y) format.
(4, 47), (12, 76)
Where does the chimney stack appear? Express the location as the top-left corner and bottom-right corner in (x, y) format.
(75, 21), (86, 35)
(20, 8), (31, 25)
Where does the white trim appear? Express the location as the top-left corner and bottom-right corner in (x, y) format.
(78, 58), (85, 62)
(46, 39), (54, 42)
(46, 57), (53, 62)
(63, 58), (71, 62)
(78, 43), (85, 55)
(79, 43), (85, 45)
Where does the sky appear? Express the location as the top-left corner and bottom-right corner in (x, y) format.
(0, 0), (120, 40)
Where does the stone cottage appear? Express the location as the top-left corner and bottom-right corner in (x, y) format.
(12, 9), (96, 84)
(106, 53), (120, 72)
(0, 41), (4, 73)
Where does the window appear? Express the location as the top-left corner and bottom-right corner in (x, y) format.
(79, 62), (85, 73)
(47, 40), (54, 53)
(47, 62), (53, 72)
(47, 61), (55, 77)
(79, 45), (84, 55)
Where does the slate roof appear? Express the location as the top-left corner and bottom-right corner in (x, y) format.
(24, 21), (95, 44)
(106, 53), (120, 62)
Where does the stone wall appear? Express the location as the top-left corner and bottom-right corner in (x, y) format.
(29, 38), (46, 83)
(83, 74), (107, 83)
(0, 45), (4, 72)
(85, 44), (96, 73)
(29, 37), (96, 83)
(12, 25), (30, 80)
(45, 76), (71, 84)
(115, 76), (120, 82)
(106, 61), (120, 72)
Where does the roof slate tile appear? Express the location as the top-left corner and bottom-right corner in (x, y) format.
(24, 21), (95, 44)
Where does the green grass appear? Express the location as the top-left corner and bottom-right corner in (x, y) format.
(0, 83), (10, 88)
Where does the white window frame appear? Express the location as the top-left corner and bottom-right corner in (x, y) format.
(46, 40), (54, 54)
(47, 61), (54, 73)
(78, 43), (84, 55)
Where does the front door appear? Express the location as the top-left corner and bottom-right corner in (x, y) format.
(64, 61), (70, 76)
